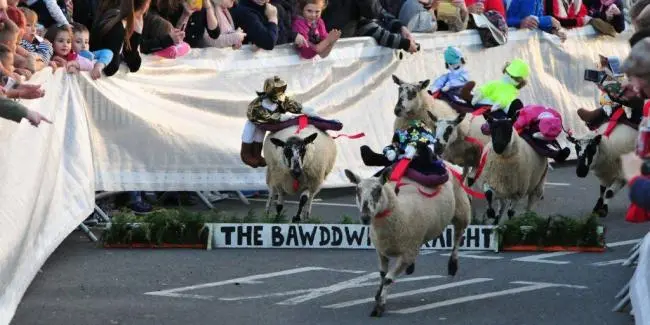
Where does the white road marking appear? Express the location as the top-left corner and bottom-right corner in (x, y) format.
(232, 197), (358, 208)
(323, 278), (493, 309)
(144, 267), (364, 300)
(440, 251), (504, 260)
(391, 281), (587, 314)
(607, 239), (642, 247)
(511, 251), (578, 265)
(277, 273), (379, 305)
(219, 275), (444, 302)
(544, 182), (571, 186)
(591, 259), (627, 266)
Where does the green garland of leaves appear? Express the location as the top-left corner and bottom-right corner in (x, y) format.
(495, 212), (605, 248)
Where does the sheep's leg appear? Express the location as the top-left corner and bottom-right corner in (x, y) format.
(371, 256), (411, 317)
(483, 183), (496, 221)
(495, 199), (508, 225)
(301, 190), (316, 220)
(292, 190), (310, 223)
(450, 214), (469, 276)
(466, 166), (477, 187)
(377, 252), (389, 280)
(592, 185), (606, 215)
(506, 199), (520, 220)
(265, 187), (276, 216)
(276, 191), (285, 216)
(599, 179), (626, 218)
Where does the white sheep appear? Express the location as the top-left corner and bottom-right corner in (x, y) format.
(391, 75), (458, 131)
(344, 167), (471, 317)
(567, 122), (637, 217)
(264, 124), (337, 223)
(477, 114), (548, 225)
(431, 112), (491, 185)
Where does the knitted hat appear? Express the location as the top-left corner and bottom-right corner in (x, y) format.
(538, 112), (562, 139)
(622, 38), (650, 82)
(444, 46), (463, 65)
(505, 59), (530, 79)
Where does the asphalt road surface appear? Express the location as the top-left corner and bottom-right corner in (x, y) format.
(10, 164), (648, 325)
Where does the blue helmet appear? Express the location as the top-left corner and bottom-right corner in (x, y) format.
(444, 46), (464, 65)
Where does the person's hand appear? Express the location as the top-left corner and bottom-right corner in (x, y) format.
(233, 41), (243, 49)
(15, 68), (32, 80)
(182, 1), (200, 15)
(9, 83), (45, 99)
(66, 61), (80, 74)
(551, 17), (562, 30)
(401, 26), (414, 42)
(385, 149), (397, 161)
(170, 28), (185, 44)
(235, 27), (247, 41)
(25, 109), (52, 127)
(554, 29), (567, 42)
(606, 3), (620, 19)
(48, 60), (58, 72)
(52, 56), (67, 67)
(621, 152), (643, 181)
(265, 3), (278, 21)
(467, 2), (484, 14)
(406, 39), (419, 53)
(295, 33), (307, 48)
(91, 63), (105, 80)
(520, 16), (538, 29)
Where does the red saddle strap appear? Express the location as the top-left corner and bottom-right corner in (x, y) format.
(390, 159), (411, 182)
(295, 114), (365, 140)
(472, 149), (489, 182)
(603, 108), (624, 137)
(445, 165), (486, 199)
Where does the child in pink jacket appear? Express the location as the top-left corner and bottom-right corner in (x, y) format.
(513, 104), (571, 162)
(44, 24), (93, 73)
(292, 0), (341, 59)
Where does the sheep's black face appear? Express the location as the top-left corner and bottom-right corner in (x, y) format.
(270, 133), (318, 179)
(487, 117), (513, 154)
(392, 75), (430, 117)
(574, 135), (601, 178)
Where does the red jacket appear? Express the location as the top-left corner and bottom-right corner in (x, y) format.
(545, 0), (588, 28)
(465, 0), (506, 18)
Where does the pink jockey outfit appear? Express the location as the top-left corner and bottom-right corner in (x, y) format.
(513, 104), (563, 141)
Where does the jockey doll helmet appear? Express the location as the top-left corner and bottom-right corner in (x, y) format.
(257, 76), (288, 103)
(538, 112), (562, 140)
(505, 59), (530, 80)
(444, 46), (464, 68)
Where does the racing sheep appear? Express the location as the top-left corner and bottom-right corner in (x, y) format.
(264, 124), (337, 223)
(344, 166), (471, 317)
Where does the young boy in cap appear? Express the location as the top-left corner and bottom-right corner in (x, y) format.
(428, 46), (470, 100)
(241, 76), (315, 168)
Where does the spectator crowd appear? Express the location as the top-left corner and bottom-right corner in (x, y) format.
(0, 0), (646, 215)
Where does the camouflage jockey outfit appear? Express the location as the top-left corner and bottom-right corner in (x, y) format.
(241, 76), (315, 168)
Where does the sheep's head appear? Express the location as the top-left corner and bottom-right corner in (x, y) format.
(344, 168), (390, 225)
(392, 74), (430, 118)
(484, 114), (514, 155)
(270, 133), (318, 179)
(568, 134), (601, 178)
(431, 111), (466, 154)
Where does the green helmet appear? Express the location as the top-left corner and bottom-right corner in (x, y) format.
(505, 59), (530, 79)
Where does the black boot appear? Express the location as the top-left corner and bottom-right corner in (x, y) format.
(360, 145), (391, 167)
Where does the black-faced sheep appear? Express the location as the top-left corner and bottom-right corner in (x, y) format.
(344, 167), (471, 317)
(264, 125), (337, 222)
(568, 123), (637, 217)
(477, 114), (548, 225)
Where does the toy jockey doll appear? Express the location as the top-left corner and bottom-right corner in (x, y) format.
(241, 76), (316, 168)
(460, 58), (530, 119)
(361, 119), (449, 186)
(577, 55), (645, 130)
(428, 46), (470, 101)
(513, 104), (571, 162)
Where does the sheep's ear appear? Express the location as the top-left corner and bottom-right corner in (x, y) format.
(419, 79), (430, 90)
(303, 133), (318, 145)
(270, 138), (285, 148)
(593, 134), (602, 145)
(344, 169), (360, 184)
(427, 111), (438, 123)
(392, 75), (403, 85)
(379, 167), (392, 185)
(454, 113), (466, 125)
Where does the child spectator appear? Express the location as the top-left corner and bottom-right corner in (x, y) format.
(19, 7), (54, 69)
(0, 19), (34, 79)
(544, 0), (589, 29)
(71, 22), (113, 79)
(292, 0), (341, 59)
(18, 0), (69, 28)
(230, 0), (279, 50)
(505, 0), (567, 40)
(201, 0), (246, 48)
(44, 24), (93, 73)
(150, 0), (220, 48)
(583, 0), (625, 36)
(141, 12), (190, 58)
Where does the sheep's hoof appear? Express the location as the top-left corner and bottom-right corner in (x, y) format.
(592, 198), (604, 213)
(406, 263), (415, 275)
(370, 304), (385, 317)
(507, 209), (515, 218)
(448, 257), (458, 276)
(596, 205), (609, 218)
(467, 177), (475, 187)
(276, 204), (283, 215)
(486, 208), (496, 219)
(605, 189), (614, 199)
(291, 216), (301, 223)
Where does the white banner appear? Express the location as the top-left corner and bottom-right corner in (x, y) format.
(80, 26), (634, 192)
(0, 71), (95, 324)
(208, 223), (497, 251)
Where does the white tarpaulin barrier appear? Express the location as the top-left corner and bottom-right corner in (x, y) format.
(630, 232), (650, 325)
(82, 26), (634, 192)
(0, 25), (636, 324)
(0, 71), (94, 324)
